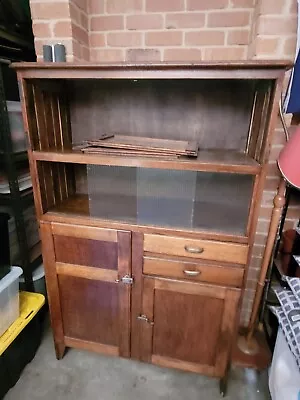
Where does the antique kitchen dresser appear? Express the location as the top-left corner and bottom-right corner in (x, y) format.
(13, 61), (290, 394)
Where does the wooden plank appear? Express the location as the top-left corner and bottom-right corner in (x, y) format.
(51, 222), (118, 242)
(40, 222), (66, 359)
(144, 234), (249, 265)
(154, 277), (227, 299)
(84, 135), (198, 156)
(131, 232), (144, 360)
(32, 149), (261, 175)
(32, 85), (49, 150)
(152, 355), (216, 376)
(56, 263), (118, 282)
(64, 336), (119, 356)
(214, 289), (241, 377)
(143, 256), (244, 288)
(117, 231), (132, 358)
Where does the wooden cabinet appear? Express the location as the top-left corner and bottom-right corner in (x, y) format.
(14, 61), (290, 395)
(40, 222), (131, 359)
(138, 277), (240, 378)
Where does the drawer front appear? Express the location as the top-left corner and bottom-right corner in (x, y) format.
(143, 256), (244, 287)
(144, 234), (248, 265)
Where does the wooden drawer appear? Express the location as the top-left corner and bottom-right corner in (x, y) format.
(143, 256), (244, 288)
(144, 234), (248, 265)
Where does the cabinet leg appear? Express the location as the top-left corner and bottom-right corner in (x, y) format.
(54, 341), (66, 360)
(219, 371), (229, 397)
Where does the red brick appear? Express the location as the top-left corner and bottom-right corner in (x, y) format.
(80, 13), (88, 30)
(203, 46), (246, 60)
(230, 0), (255, 7)
(207, 11), (250, 27)
(81, 46), (90, 61)
(255, 37), (279, 55)
(164, 48), (202, 61)
(107, 32), (142, 47)
(185, 30), (225, 46)
(284, 37), (297, 56)
(260, 0), (285, 14)
(266, 162), (280, 177)
(146, 31), (182, 46)
(69, 3), (80, 24)
(89, 33), (105, 47)
(88, 0), (105, 14)
(166, 13), (205, 29)
(256, 219), (271, 233)
(187, 0), (227, 10)
(72, 23), (89, 45)
(30, 2), (70, 20)
(90, 48), (124, 61)
(146, 0), (184, 12)
(227, 29), (249, 45)
(90, 15), (124, 31)
(53, 21), (73, 37)
(126, 48), (161, 61)
(71, 0), (87, 12)
(258, 16), (297, 35)
(32, 22), (51, 38)
(107, 0), (143, 14)
(290, 0), (298, 14)
(126, 14), (163, 30)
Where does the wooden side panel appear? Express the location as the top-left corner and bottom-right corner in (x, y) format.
(215, 289), (241, 377)
(53, 235), (118, 270)
(58, 274), (119, 346)
(40, 222), (65, 359)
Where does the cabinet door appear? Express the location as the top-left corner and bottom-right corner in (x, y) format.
(40, 221), (131, 359)
(139, 277), (240, 377)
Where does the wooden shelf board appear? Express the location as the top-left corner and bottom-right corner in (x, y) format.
(33, 149), (260, 175)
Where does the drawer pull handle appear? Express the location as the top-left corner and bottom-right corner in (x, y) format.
(183, 269), (201, 277)
(184, 245), (204, 254)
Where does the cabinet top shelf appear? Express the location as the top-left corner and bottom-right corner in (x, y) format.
(33, 149), (260, 174)
(12, 60), (292, 80)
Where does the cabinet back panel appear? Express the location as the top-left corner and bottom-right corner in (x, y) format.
(58, 275), (119, 345)
(53, 235), (118, 270)
(69, 80), (255, 151)
(153, 289), (223, 365)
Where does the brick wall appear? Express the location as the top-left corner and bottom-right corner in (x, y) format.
(29, 0), (299, 325)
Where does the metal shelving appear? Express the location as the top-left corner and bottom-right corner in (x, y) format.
(0, 60), (41, 290)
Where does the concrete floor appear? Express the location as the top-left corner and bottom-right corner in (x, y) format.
(5, 324), (271, 400)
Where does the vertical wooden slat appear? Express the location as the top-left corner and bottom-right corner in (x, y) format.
(32, 85), (49, 150)
(130, 232), (144, 360)
(18, 78), (45, 216)
(214, 289), (241, 377)
(140, 277), (155, 363)
(117, 230), (132, 358)
(40, 221), (66, 359)
(57, 88), (72, 150)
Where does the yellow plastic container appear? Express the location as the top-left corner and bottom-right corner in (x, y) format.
(0, 291), (45, 356)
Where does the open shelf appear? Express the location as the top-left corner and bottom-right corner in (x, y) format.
(32, 149), (260, 175)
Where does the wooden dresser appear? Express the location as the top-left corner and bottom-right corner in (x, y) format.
(13, 61), (289, 395)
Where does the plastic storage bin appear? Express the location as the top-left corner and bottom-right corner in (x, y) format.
(0, 267), (23, 337)
(6, 101), (26, 153)
(19, 263), (46, 298)
(0, 292), (45, 399)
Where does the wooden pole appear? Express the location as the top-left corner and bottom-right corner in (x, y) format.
(246, 179), (286, 343)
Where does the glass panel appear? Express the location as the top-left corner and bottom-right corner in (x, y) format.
(87, 165), (254, 235)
